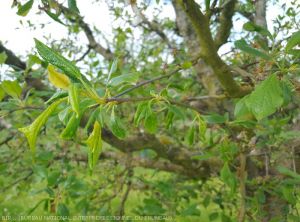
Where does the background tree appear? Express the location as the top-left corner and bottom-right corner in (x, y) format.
(0, 0), (300, 221)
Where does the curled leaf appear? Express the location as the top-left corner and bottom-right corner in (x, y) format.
(86, 121), (102, 171)
(19, 98), (66, 154)
(47, 65), (70, 89)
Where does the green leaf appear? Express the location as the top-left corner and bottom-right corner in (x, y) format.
(60, 99), (95, 139)
(57, 203), (69, 217)
(286, 30), (300, 51)
(68, 83), (80, 117)
(198, 116), (206, 142)
(1, 80), (22, 99)
(47, 64), (71, 89)
(0, 87), (5, 101)
(243, 22), (273, 39)
(58, 106), (72, 125)
(144, 112), (158, 134)
(234, 96), (254, 120)
(181, 204), (201, 216)
(86, 121), (102, 171)
(60, 112), (80, 140)
(45, 91), (68, 105)
(0, 52), (8, 64)
(245, 74), (283, 120)
(109, 73), (138, 87)
(84, 108), (100, 134)
(19, 98), (65, 154)
(107, 58), (118, 83)
(68, 0), (80, 13)
(110, 109), (126, 138)
(205, 0), (210, 11)
(287, 49), (300, 57)
(281, 79), (294, 106)
(202, 113), (228, 124)
(277, 166), (300, 180)
(45, 10), (65, 26)
(17, 0), (34, 16)
(235, 39), (271, 60)
(281, 186), (296, 204)
(34, 39), (82, 81)
(47, 171), (61, 187)
(134, 102), (148, 126)
(181, 61), (193, 69)
(187, 126), (195, 146)
(220, 162), (237, 193)
(167, 105), (185, 120)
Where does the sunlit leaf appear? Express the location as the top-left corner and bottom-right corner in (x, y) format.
(47, 65), (70, 89)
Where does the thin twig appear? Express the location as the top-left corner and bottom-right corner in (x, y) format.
(1, 171), (33, 192)
(113, 56), (200, 98)
(117, 169), (133, 216)
(130, 0), (173, 48)
(75, 46), (91, 62)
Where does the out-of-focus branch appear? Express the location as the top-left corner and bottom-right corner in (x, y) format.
(0, 43), (47, 91)
(75, 46), (91, 62)
(130, 0), (173, 48)
(101, 129), (222, 179)
(254, 0), (268, 45)
(254, 0), (267, 28)
(214, 0), (236, 49)
(0, 170), (33, 192)
(45, 1), (114, 60)
(0, 43), (26, 70)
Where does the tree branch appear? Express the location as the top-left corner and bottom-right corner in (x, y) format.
(101, 129), (221, 179)
(130, 0), (173, 48)
(47, 1), (114, 60)
(175, 0), (250, 98)
(0, 43), (47, 91)
(214, 0), (236, 49)
(113, 55), (200, 98)
(0, 43), (26, 70)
